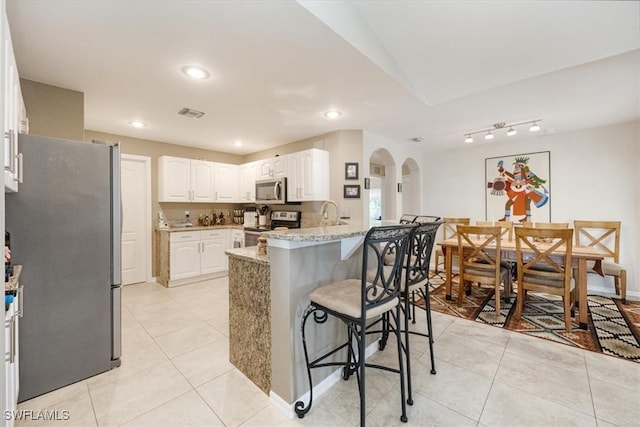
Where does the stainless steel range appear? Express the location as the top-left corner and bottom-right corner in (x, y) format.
(244, 210), (301, 246)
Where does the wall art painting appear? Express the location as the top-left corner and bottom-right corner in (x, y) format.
(485, 151), (551, 223)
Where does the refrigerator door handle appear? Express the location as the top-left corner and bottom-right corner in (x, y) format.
(111, 286), (121, 362)
(16, 152), (24, 183)
(111, 144), (122, 286)
(17, 284), (24, 318)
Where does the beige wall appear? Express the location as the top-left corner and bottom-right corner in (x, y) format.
(20, 79), (84, 140)
(246, 130), (364, 226)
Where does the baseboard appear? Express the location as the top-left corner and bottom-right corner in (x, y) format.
(588, 285), (639, 302)
(270, 341), (379, 419)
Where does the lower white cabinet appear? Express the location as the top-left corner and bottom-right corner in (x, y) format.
(169, 233), (200, 281)
(166, 229), (231, 285)
(200, 230), (229, 274)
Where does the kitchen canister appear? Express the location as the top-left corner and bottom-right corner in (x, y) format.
(257, 236), (267, 256)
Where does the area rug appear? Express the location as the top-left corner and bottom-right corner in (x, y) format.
(420, 272), (640, 364)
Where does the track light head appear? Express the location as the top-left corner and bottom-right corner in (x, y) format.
(484, 132), (494, 140)
(507, 127), (517, 136)
(529, 121), (541, 132)
(464, 134), (473, 143)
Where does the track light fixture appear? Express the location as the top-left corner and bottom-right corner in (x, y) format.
(463, 119), (542, 143)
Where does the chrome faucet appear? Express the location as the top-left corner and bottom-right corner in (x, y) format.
(320, 200), (339, 224)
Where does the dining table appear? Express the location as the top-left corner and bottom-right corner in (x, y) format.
(438, 237), (604, 329)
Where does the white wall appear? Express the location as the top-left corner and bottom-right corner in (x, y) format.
(422, 121), (640, 298)
(362, 131), (426, 225)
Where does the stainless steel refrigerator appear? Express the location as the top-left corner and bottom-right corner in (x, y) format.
(5, 134), (121, 402)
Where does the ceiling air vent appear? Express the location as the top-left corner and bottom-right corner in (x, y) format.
(178, 107), (205, 119)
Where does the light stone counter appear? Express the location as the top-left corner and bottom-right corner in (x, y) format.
(263, 225), (368, 261)
(157, 224), (244, 233)
(261, 224), (367, 242)
(5, 264), (22, 293)
(225, 247), (269, 265)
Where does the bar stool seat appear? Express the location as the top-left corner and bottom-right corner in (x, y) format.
(310, 279), (398, 319)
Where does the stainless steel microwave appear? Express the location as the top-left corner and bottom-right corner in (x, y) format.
(255, 177), (287, 204)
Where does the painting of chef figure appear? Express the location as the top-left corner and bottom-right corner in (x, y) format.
(486, 151), (550, 223)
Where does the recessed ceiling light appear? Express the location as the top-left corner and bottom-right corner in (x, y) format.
(234, 140), (243, 147)
(129, 120), (147, 128)
(181, 65), (210, 80)
(323, 110), (342, 119)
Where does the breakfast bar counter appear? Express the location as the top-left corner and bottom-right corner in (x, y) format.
(263, 225), (368, 414)
(226, 225), (369, 415)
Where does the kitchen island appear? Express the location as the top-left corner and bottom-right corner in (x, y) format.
(227, 225), (369, 416)
(225, 246), (271, 394)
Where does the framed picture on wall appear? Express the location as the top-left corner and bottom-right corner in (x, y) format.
(485, 151), (551, 223)
(345, 162), (359, 180)
(343, 184), (361, 199)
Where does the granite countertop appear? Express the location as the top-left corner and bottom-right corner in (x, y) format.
(158, 224), (244, 232)
(225, 247), (269, 265)
(6, 264), (22, 292)
(261, 225), (368, 242)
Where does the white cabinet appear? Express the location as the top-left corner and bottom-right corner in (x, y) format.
(168, 229), (230, 283)
(169, 232), (200, 280)
(200, 229), (229, 274)
(191, 160), (216, 202)
(158, 156), (215, 202)
(214, 163), (239, 202)
(239, 161), (258, 202)
(257, 156), (287, 180)
(3, 9), (25, 193)
(286, 148), (329, 202)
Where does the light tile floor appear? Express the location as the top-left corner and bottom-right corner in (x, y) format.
(16, 278), (640, 427)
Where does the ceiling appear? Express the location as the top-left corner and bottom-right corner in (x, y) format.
(6, 1), (640, 155)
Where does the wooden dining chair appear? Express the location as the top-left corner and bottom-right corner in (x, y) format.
(476, 221), (514, 241)
(456, 225), (511, 312)
(522, 222), (569, 243)
(522, 222), (569, 229)
(514, 227), (575, 331)
(434, 217), (470, 275)
(574, 220), (626, 303)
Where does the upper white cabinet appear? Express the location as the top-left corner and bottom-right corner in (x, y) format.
(158, 148), (328, 204)
(213, 163), (239, 202)
(257, 156), (287, 180)
(191, 160), (216, 202)
(287, 148), (329, 202)
(3, 9), (25, 193)
(239, 161), (258, 202)
(158, 156), (215, 202)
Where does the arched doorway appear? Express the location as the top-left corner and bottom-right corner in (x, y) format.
(369, 148), (396, 224)
(401, 158), (421, 215)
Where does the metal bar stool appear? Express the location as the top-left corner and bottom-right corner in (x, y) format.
(295, 224), (417, 426)
(379, 217), (443, 406)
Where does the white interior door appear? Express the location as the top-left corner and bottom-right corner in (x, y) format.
(121, 154), (151, 285)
